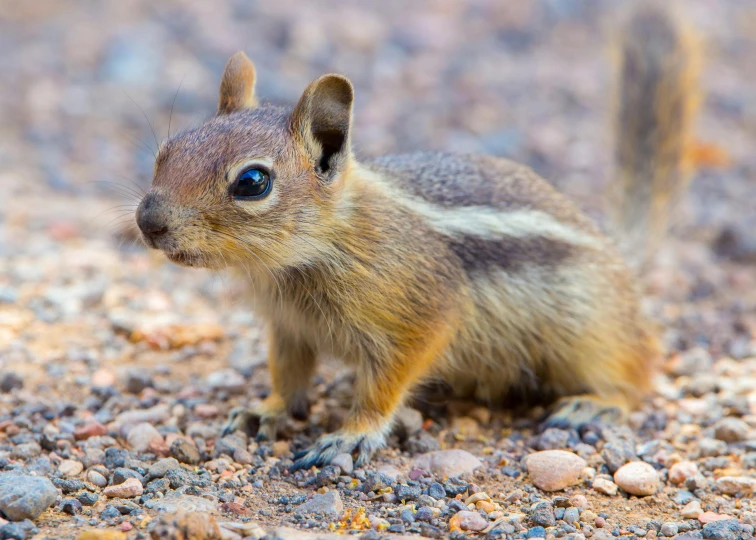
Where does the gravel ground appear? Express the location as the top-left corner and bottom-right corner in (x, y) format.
(1, 1), (756, 539)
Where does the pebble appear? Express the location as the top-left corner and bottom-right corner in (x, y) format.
(537, 428), (570, 450)
(715, 476), (756, 495)
(660, 523), (678, 537)
(592, 478), (618, 496)
(126, 422), (163, 452)
(294, 491), (343, 517)
(0, 474), (58, 521)
(613, 462), (659, 496)
(144, 493), (219, 515)
(427, 482), (445, 499)
(0, 373), (23, 393)
(58, 459), (84, 478)
(74, 422), (109, 441)
(563, 507), (580, 524)
(206, 369), (246, 393)
(412, 449), (482, 477)
(11, 442), (41, 460)
(713, 417), (750, 443)
(330, 453), (353, 474)
(525, 450), (587, 491)
(103, 478), (143, 498)
(702, 519), (753, 540)
(668, 461), (698, 485)
(698, 512), (733, 524)
(146, 458), (180, 480)
(0, 520), (37, 540)
(449, 510), (488, 532)
(529, 503), (556, 527)
(170, 438), (200, 465)
(86, 470), (108, 488)
(681, 500), (703, 519)
(60, 498), (82, 515)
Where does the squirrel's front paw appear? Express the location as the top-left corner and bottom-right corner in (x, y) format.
(221, 406), (280, 441)
(290, 430), (386, 471)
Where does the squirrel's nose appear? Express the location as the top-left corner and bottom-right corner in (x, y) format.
(136, 194), (170, 241)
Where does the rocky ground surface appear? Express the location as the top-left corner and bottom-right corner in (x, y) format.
(1, 1), (756, 539)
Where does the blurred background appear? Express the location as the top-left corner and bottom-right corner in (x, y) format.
(0, 1), (754, 409)
(0, 2), (754, 535)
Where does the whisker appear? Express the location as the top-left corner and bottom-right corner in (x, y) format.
(123, 90), (160, 155)
(168, 74), (186, 140)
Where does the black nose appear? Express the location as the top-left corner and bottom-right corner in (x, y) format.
(136, 194), (169, 240)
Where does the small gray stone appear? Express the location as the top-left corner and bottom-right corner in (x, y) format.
(713, 418), (750, 443)
(146, 457), (180, 480)
(170, 438), (200, 465)
(0, 372), (23, 393)
(213, 433), (246, 457)
(660, 522), (679, 537)
(563, 507), (580, 524)
(413, 449), (482, 478)
(330, 453), (353, 474)
(86, 470), (108, 488)
(125, 370), (153, 394)
(295, 491), (344, 517)
(702, 519), (751, 540)
(395, 484), (422, 501)
(10, 442), (41, 461)
(0, 474), (58, 521)
(537, 428), (570, 450)
(699, 438), (728, 457)
(428, 482), (445, 499)
(529, 502), (555, 527)
(0, 519), (38, 539)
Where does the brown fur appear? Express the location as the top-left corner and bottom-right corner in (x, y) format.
(135, 7), (695, 467)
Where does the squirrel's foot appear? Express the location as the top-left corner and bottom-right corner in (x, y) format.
(541, 395), (627, 431)
(221, 406), (280, 441)
(290, 430), (386, 471)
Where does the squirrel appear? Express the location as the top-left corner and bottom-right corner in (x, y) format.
(135, 4), (699, 469)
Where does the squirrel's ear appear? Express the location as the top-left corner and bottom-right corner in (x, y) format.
(218, 51), (258, 115)
(291, 74), (354, 179)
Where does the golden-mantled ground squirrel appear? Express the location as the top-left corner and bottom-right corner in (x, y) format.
(136, 5), (699, 469)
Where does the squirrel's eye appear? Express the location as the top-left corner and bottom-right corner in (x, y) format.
(233, 168), (271, 199)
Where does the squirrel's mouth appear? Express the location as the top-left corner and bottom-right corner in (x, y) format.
(165, 250), (206, 268)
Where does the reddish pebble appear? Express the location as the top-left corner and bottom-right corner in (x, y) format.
(194, 403), (219, 418)
(74, 422), (108, 440)
(409, 469), (427, 480)
(595, 517), (606, 528)
(120, 522), (134, 532)
(221, 501), (249, 516)
(698, 512), (731, 524)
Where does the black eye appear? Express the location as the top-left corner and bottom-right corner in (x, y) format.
(233, 167), (271, 199)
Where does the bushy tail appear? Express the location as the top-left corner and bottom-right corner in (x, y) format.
(610, 3), (701, 269)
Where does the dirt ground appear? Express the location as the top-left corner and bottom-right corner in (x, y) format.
(0, 1), (755, 539)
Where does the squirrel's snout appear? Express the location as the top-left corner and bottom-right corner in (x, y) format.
(136, 194), (170, 245)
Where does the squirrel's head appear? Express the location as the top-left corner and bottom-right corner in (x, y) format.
(136, 51), (354, 272)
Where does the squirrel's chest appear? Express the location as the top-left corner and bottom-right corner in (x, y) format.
(249, 273), (354, 356)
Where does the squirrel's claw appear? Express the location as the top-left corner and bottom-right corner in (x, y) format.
(221, 406), (278, 440)
(290, 430), (385, 472)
